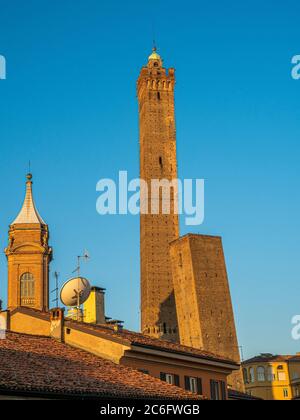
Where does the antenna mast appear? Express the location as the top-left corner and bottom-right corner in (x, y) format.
(51, 271), (60, 307)
(72, 250), (90, 320)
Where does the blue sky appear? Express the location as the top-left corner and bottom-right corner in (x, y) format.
(0, 0), (299, 359)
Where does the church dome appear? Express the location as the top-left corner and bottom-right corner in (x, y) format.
(148, 48), (161, 61)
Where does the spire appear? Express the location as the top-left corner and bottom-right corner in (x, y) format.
(12, 173), (46, 225)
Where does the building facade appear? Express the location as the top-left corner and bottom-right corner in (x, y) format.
(137, 48), (179, 342)
(243, 354), (300, 400)
(5, 174), (52, 311)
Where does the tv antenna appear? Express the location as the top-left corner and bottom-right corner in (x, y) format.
(72, 250), (90, 319)
(72, 250), (90, 278)
(51, 271), (60, 307)
(239, 345), (245, 362)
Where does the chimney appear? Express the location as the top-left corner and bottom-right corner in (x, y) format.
(50, 308), (65, 342)
(83, 287), (106, 325)
(113, 324), (124, 332)
(106, 319), (124, 332)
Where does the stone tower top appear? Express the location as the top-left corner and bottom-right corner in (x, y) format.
(146, 47), (163, 70)
(12, 173), (46, 226)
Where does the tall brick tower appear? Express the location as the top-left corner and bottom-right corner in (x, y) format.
(5, 174), (52, 311)
(169, 234), (244, 391)
(137, 48), (179, 341)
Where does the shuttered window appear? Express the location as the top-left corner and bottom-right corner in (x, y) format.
(160, 372), (166, 382)
(174, 375), (180, 387)
(210, 380), (227, 400)
(20, 272), (35, 306)
(210, 380), (220, 400)
(185, 376), (202, 394)
(220, 381), (227, 400)
(160, 373), (180, 387)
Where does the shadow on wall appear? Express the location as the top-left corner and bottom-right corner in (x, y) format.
(157, 291), (179, 342)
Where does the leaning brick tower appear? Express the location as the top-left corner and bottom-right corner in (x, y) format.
(137, 48), (179, 342)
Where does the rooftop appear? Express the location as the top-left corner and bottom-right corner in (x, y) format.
(0, 331), (200, 399)
(65, 317), (239, 367)
(243, 354), (300, 365)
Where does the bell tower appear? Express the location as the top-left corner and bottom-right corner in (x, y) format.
(5, 174), (52, 311)
(137, 48), (179, 341)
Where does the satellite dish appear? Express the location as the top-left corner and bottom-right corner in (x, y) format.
(60, 277), (91, 307)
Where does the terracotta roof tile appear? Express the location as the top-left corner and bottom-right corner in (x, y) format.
(0, 332), (201, 399)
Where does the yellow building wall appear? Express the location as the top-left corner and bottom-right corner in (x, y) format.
(63, 326), (130, 364)
(10, 312), (50, 336)
(244, 362), (292, 400)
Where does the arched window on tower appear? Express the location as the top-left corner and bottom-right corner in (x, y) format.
(20, 272), (35, 307)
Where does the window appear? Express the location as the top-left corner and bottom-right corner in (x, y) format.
(138, 369), (149, 375)
(185, 376), (202, 394)
(283, 388), (289, 398)
(190, 377), (197, 393)
(257, 366), (265, 382)
(243, 368), (249, 384)
(166, 373), (174, 385)
(249, 367), (255, 383)
(20, 272), (35, 306)
(267, 366), (275, 382)
(160, 373), (180, 387)
(178, 252), (183, 267)
(278, 372), (286, 381)
(210, 380), (227, 400)
(277, 366), (286, 381)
